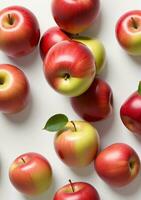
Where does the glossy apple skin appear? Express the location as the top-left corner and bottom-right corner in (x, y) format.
(54, 121), (99, 167)
(71, 78), (113, 122)
(52, 0), (100, 34)
(95, 143), (140, 187)
(44, 40), (96, 97)
(40, 26), (69, 60)
(0, 6), (40, 57)
(0, 64), (29, 114)
(54, 182), (100, 200)
(73, 36), (106, 74)
(120, 89), (141, 135)
(9, 152), (52, 196)
(116, 10), (141, 55)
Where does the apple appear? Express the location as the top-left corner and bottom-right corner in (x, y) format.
(52, 0), (100, 34)
(116, 10), (141, 55)
(71, 78), (113, 122)
(72, 36), (106, 74)
(0, 6), (40, 57)
(9, 152), (52, 196)
(40, 26), (70, 60)
(54, 120), (99, 167)
(0, 64), (29, 114)
(43, 40), (96, 97)
(95, 143), (140, 187)
(120, 81), (141, 135)
(54, 180), (100, 200)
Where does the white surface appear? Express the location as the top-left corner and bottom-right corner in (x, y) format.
(0, 0), (141, 200)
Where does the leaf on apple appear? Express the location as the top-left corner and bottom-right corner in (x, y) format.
(43, 114), (68, 132)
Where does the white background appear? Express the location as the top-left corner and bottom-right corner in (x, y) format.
(0, 0), (141, 199)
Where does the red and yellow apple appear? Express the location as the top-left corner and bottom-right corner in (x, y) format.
(40, 26), (70, 60)
(71, 78), (113, 122)
(95, 143), (140, 187)
(54, 120), (99, 167)
(44, 40), (96, 97)
(9, 152), (52, 196)
(0, 64), (29, 114)
(0, 6), (40, 57)
(116, 10), (141, 55)
(52, 0), (100, 34)
(73, 36), (106, 74)
(54, 181), (100, 200)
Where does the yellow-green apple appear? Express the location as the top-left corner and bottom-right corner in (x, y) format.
(44, 114), (99, 167)
(72, 36), (106, 74)
(9, 152), (52, 196)
(0, 6), (40, 57)
(52, 0), (100, 34)
(0, 64), (29, 114)
(95, 143), (140, 187)
(40, 26), (70, 60)
(53, 180), (100, 200)
(120, 81), (141, 135)
(71, 78), (113, 122)
(116, 10), (141, 55)
(43, 40), (96, 97)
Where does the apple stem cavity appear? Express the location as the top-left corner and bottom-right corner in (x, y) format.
(131, 17), (138, 29)
(8, 14), (14, 25)
(69, 179), (75, 192)
(70, 121), (77, 131)
(138, 81), (141, 95)
(129, 160), (135, 170)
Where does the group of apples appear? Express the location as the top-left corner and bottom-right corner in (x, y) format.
(0, 0), (141, 200)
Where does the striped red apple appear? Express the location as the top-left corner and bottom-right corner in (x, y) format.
(9, 152), (52, 196)
(0, 64), (29, 114)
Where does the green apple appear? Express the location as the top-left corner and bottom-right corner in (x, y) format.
(73, 36), (106, 74)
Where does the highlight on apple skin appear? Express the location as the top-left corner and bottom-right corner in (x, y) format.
(0, 6), (40, 57)
(43, 40), (96, 97)
(95, 143), (140, 187)
(0, 64), (29, 114)
(53, 181), (100, 200)
(54, 120), (99, 167)
(52, 0), (100, 34)
(71, 78), (113, 122)
(9, 152), (52, 196)
(116, 10), (141, 55)
(120, 81), (141, 135)
(40, 26), (70, 60)
(72, 36), (106, 74)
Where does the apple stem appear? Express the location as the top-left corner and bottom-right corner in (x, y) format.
(69, 179), (75, 192)
(21, 158), (26, 163)
(64, 73), (70, 80)
(70, 121), (77, 131)
(131, 17), (138, 29)
(138, 81), (141, 95)
(8, 14), (14, 25)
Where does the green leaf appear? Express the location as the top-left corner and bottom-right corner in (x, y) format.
(43, 114), (69, 132)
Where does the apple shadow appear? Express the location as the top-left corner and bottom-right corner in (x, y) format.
(96, 59), (108, 80)
(82, 13), (103, 38)
(127, 54), (141, 67)
(23, 177), (57, 200)
(3, 94), (33, 124)
(109, 172), (141, 197)
(6, 47), (40, 69)
(70, 164), (94, 178)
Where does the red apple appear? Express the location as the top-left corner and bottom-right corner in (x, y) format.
(40, 26), (69, 60)
(120, 81), (141, 135)
(0, 6), (40, 57)
(9, 152), (52, 196)
(44, 40), (96, 97)
(95, 143), (140, 187)
(54, 181), (100, 200)
(71, 78), (113, 122)
(52, 0), (100, 34)
(116, 10), (141, 55)
(0, 64), (29, 114)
